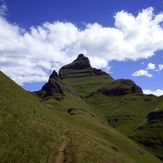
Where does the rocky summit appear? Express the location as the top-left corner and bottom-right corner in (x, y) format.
(59, 54), (112, 79)
(61, 54), (91, 70)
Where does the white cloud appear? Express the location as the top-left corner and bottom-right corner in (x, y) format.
(143, 89), (163, 96)
(147, 63), (155, 70)
(132, 69), (153, 77)
(0, 7), (163, 84)
(158, 64), (163, 70)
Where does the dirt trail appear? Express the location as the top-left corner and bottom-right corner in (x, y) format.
(55, 140), (67, 163)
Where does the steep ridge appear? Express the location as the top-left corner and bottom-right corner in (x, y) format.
(0, 71), (162, 162)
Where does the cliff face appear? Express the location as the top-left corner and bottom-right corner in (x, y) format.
(98, 79), (143, 96)
(36, 70), (68, 100)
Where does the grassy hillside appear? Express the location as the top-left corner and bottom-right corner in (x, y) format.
(0, 71), (162, 162)
(0, 72), (66, 162)
(62, 71), (159, 135)
(131, 96), (163, 160)
(86, 90), (163, 161)
(64, 75), (163, 160)
(87, 93), (159, 135)
(58, 54), (163, 161)
(63, 72), (112, 97)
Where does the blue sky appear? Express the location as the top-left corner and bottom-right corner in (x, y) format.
(0, 0), (163, 96)
(5, 0), (163, 27)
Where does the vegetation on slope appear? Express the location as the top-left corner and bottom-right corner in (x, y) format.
(131, 96), (163, 160)
(0, 71), (162, 162)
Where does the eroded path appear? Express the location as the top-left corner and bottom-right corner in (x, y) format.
(55, 140), (67, 163)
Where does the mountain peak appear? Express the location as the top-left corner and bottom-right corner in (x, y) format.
(74, 54), (91, 68)
(77, 53), (86, 59)
(59, 54), (113, 80)
(60, 54), (91, 71)
(49, 70), (58, 78)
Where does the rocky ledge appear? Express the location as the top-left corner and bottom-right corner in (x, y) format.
(147, 110), (163, 121)
(98, 79), (143, 96)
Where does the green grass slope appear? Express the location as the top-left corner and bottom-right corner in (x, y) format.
(87, 93), (160, 135)
(0, 72), (67, 162)
(61, 66), (163, 161)
(0, 71), (162, 163)
(63, 72), (112, 97)
(131, 96), (163, 160)
(41, 95), (163, 163)
(62, 70), (159, 135)
(85, 88), (163, 160)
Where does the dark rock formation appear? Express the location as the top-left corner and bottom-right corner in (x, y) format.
(49, 70), (58, 78)
(98, 79), (143, 96)
(36, 70), (67, 100)
(67, 108), (86, 115)
(60, 54), (91, 70)
(147, 110), (163, 121)
(59, 54), (113, 79)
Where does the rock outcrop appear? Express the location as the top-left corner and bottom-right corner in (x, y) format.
(60, 54), (91, 70)
(59, 54), (113, 79)
(98, 79), (143, 96)
(147, 110), (163, 121)
(36, 70), (67, 100)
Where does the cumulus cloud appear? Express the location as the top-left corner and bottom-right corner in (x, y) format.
(147, 63), (155, 70)
(132, 69), (153, 77)
(0, 7), (163, 84)
(143, 89), (163, 96)
(158, 64), (163, 70)
(132, 62), (156, 77)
